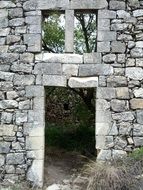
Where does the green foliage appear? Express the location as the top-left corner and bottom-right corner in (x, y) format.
(129, 147), (143, 160)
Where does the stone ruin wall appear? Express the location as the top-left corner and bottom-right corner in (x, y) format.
(0, 0), (143, 187)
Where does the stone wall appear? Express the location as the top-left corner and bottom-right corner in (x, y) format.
(0, 0), (143, 187)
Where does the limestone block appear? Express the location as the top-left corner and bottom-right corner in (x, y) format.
(7, 35), (21, 45)
(134, 88), (143, 98)
(70, 0), (108, 9)
(37, 0), (69, 10)
(133, 124), (143, 136)
(136, 58), (143, 67)
(27, 160), (44, 187)
(109, 1), (125, 10)
(117, 34), (133, 41)
(98, 76), (106, 87)
(98, 10), (116, 19)
(126, 58), (135, 67)
(25, 86), (44, 97)
(26, 136), (44, 150)
(0, 38), (5, 45)
(111, 41), (126, 53)
(116, 87), (130, 99)
(0, 142), (10, 153)
(114, 137), (127, 150)
(79, 64), (113, 76)
(16, 112), (27, 125)
(27, 150), (44, 160)
(119, 122), (132, 135)
(0, 1), (16, 8)
(112, 112), (135, 121)
(20, 53), (34, 63)
(8, 8), (23, 18)
(103, 54), (116, 63)
(0, 71), (14, 81)
(96, 111), (112, 123)
(0, 100), (18, 109)
(11, 62), (32, 73)
(15, 26), (27, 34)
(126, 67), (143, 80)
(111, 23), (128, 31)
(6, 153), (24, 165)
(128, 0), (140, 8)
(68, 77), (98, 88)
(130, 48), (143, 58)
(33, 97), (45, 111)
(13, 74), (35, 86)
(136, 41), (143, 48)
(62, 64), (78, 78)
(0, 45), (8, 53)
(23, 0), (37, 11)
(43, 75), (67, 87)
(9, 18), (25, 27)
(34, 63), (62, 75)
(107, 76), (128, 87)
(35, 53), (83, 64)
(83, 53), (101, 64)
(136, 110), (143, 124)
(0, 17), (8, 28)
(130, 99), (143, 110)
(19, 100), (31, 110)
(97, 42), (110, 53)
(117, 10), (130, 19)
(96, 87), (116, 100)
(111, 99), (126, 112)
(28, 109), (45, 124)
(133, 9), (143, 17)
(1, 112), (13, 124)
(28, 24), (41, 34)
(97, 150), (112, 160)
(96, 136), (113, 149)
(97, 31), (116, 41)
(12, 142), (22, 150)
(133, 137), (143, 147)
(7, 91), (18, 100)
(0, 82), (13, 91)
(0, 155), (5, 167)
(25, 16), (41, 25)
(98, 19), (110, 30)
(0, 53), (19, 64)
(112, 150), (127, 158)
(5, 165), (15, 174)
(96, 99), (110, 111)
(24, 34), (41, 52)
(96, 123), (118, 136)
(0, 10), (8, 17)
(24, 123), (44, 137)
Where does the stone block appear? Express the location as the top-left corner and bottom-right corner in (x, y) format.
(111, 99), (126, 112)
(97, 87), (116, 100)
(131, 48), (143, 58)
(97, 31), (116, 41)
(0, 100), (18, 109)
(0, 10), (8, 17)
(111, 23), (128, 31)
(13, 74), (35, 86)
(119, 122), (132, 135)
(43, 75), (67, 87)
(79, 64), (113, 76)
(96, 123), (118, 136)
(11, 62), (32, 73)
(1, 112), (13, 124)
(83, 53), (101, 64)
(34, 63), (62, 75)
(8, 8), (23, 18)
(130, 99), (143, 110)
(24, 34), (41, 52)
(0, 142), (10, 153)
(117, 10), (130, 19)
(0, 82), (13, 91)
(109, 1), (125, 10)
(98, 10), (116, 19)
(0, 38), (5, 45)
(15, 112), (27, 125)
(6, 35), (21, 45)
(37, 0), (68, 10)
(33, 97), (45, 111)
(0, 155), (5, 167)
(68, 77), (98, 88)
(126, 58), (135, 67)
(111, 41), (126, 53)
(133, 9), (143, 17)
(20, 53), (34, 63)
(28, 24), (42, 34)
(6, 153), (24, 165)
(133, 137), (143, 147)
(112, 150), (127, 158)
(126, 67), (143, 80)
(24, 123), (44, 137)
(96, 99), (110, 111)
(112, 112), (135, 121)
(0, 1), (16, 8)
(134, 88), (143, 98)
(12, 142), (22, 150)
(23, 0), (37, 11)
(133, 124), (143, 136)
(26, 136), (44, 150)
(35, 53), (83, 64)
(27, 160), (44, 187)
(114, 137), (127, 150)
(136, 110), (143, 124)
(136, 58), (143, 67)
(27, 150), (44, 160)
(5, 165), (15, 174)
(0, 53), (19, 64)
(19, 100), (31, 110)
(97, 150), (112, 160)
(96, 111), (112, 123)
(25, 16), (41, 25)
(0, 17), (8, 28)
(62, 64), (78, 78)
(107, 76), (128, 87)
(98, 76), (106, 87)
(96, 135), (113, 149)
(116, 87), (130, 99)
(7, 91), (18, 100)
(97, 42), (110, 53)
(0, 71), (14, 81)
(15, 26), (27, 34)
(103, 54), (116, 63)
(25, 86), (44, 97)
(98, 19), (110, 30)
(9, 18), (24, 27)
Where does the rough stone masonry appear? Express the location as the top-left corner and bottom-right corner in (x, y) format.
(0, 0), (143, 187)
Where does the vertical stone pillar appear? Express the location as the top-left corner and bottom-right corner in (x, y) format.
(65, 10), (74, 53)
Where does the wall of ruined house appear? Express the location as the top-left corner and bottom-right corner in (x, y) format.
(0, 0), (143, 187)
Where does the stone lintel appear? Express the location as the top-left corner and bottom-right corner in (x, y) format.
(68, 77), (98, 88)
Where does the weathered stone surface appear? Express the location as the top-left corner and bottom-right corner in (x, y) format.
(79, 64), (113, 76)
(11, 62), (32, 73)
(13, 75), (35, 86)
(131, 48), (143, 58)
(111, 99), (126, 112)
(117, 10), (130, 19)
(133, 9), (143, 17)
(7, 35), (21, 45)
(96, 122), (118, 136)
(97, 150), (112, 160)
(0, 71), (14, 81)
(0, 155), (5, 167)
(0, 1), (16, 8)
(7, 91), (18, 100)
(109, 1), (125, 10)
(9, 18), (25, 27)
(8, 8), (23, 18)
(43, 75), (67, 87)
(107, 76), (128, 87)
(119, 122), (133, 135)
(111, 41), (126, 53)
(16, 112), (27, 125)
(83, 53), (101, 64)
(97, 42), (110, 53)
(133, 124), (143, 136)
(0, 100), (18, 109)
(97, 31), (116, 41)
(0, 28), (10, 37)
(68, 77), (98, 88)
(20, 53), (34, 63)
(25, 16), (41, 25)
(0, 142), (10, 153)
(137, 110), (143, 124)
(5, 165), (15, 174)
(114, 137), (127, 150)
(126, 67), (143, 80)
(111, 23), (128, 31)
(34, 63), (62, 75)
(6, 153), (24, 165)
(112, 112), (135, 121)
(103, 54), (116, 63)
(133, 137), (143, 147)
(130, 99), (143, 109)
(0, 53), (19, 64)
(26, 136), (44, 150)
(97, 87), (116, 100)
(2, 125), (15, 136)
(112, 150), (127, 158)
(96, 99), (110, 111)
(96, 111), (112, 123)
(134, 88), (143, 98)
(25, 86), (44, 97)
(136, 58), (143, 67)
(62, 64), (78, 78)
(23, 0), (37, 11)
(0, 82), (13, 91)
(98, 10), (116, 19)
(35, 53), (83, 64)
(116, 87), (130, 99)
(1, 112), (13, 124)
(19, 100), (30, 110)
(98, 19), (110, 30)
(24, 34), (41, 52)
